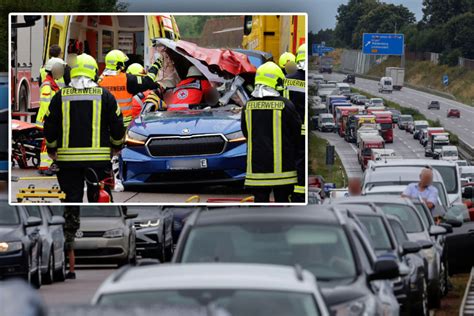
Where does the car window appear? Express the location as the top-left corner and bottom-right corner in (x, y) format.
(388, 219), (409, 243)
(99, 289), (321, 316)
(79, 206), (121, 217)
(351, 229), (373, 273)
(358, 215), (393, 251)
(181, 223), (356, 282)
(376, 203), (423, 233)
(412, 203), (432, 228)
(432, 166), (458, 195)
(25, 206), (43, 222)
(0, 206), (20, 225)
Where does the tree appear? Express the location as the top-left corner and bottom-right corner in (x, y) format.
(421, 0), (473, 27)
(442, 12), (474, 59)
(174, 16), (214, 38)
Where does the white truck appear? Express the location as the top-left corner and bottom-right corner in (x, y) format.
(385, 67), (405, 90)
(356, 124), (379, 145)
(378, 77), (393, 93)
(439, 146), (459, 161)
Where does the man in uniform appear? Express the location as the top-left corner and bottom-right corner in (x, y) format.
(241, 61), (303, 203)
(43, 53), (125, 203)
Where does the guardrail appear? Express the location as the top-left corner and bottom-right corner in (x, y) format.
(459, 267), (474, 316)
(458, 139), (474, 165)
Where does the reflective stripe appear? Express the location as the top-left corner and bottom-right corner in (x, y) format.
(115, 103), (121, 117)
(173, 81), (201, 93)
(133, 95), (144, 108)
(246, 171), (297, 179)
(83, 64), (96, 70)
(62, 95), (102, 102)
(40, 97), (51, 102)
(35, 121), (44, 128)
(117, 98), (133, 103)
(41, 81), (51, 86)
(245, 177), (297, 187)
(148, 72), (156, 80)
(264, 73), (276, 79)
(62, 101), (70, 148)
(57, 155), (111, 162)
(283, 88), (289, 98)
(92, 100), (101, 148)
(120, 105), (133, 111)
(57, 147), (110, 154)
(57, 82), (66, 88)
(294, 185), (305, 194)
(137, 76), (142, 84)
(110, 137), (124, 146)
(273, 109), (282, 173)
(46, 140), (57, 148)
(245, 108), (252, 175)
(286, 86), (305, 93)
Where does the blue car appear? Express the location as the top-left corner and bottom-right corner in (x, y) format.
(120, 39), (255, 189)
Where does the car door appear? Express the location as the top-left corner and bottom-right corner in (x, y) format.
(24, 206), (50, 269)
(18, 207), (41, 272)
(160, 207), (174, 247)
(42, 206), (65, 270)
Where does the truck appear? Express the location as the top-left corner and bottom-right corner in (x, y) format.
(317, 83), (338, 103)
(421, 127), (444, 147)
(345, 114), (376, 143)
(385, 67), (405, 90)
(372, 111), (393, 143)
(336, 82), (351, 97)
(370, 149), (400, 162)
(335, 106), (362, 137)
(378, 76), (393, 93)
(317, 113), (335, 132)
(425, 132), (450, 158)
(439, 145), (458, 161)
(319, 56), (333, 73)
(242, 15), (306, 59)
(11, 14), (180, 114)
(326, 95), (347, 114)
(358, 134), (385, 170)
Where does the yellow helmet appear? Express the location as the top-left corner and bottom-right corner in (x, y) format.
(105, 49), (129, 70)
(296, 44), (306, 63)
(255, 61), (285, 90)
(278, 52), (295, 69)
(126, 63), (145, 76)
(70, 53), (98, 80)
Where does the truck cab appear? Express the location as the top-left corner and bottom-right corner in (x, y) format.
(326, 95), (347, 114)
(317, 113), (335, 132)
(439, 145), (458, 161)
(358, 135), (385, 170)
(426, 132), (450, 158)
(335, 106), (362, 137)
(371, 111), (393, 143)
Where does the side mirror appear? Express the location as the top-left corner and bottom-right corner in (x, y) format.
(417, 239), (433, 249)
(429, 225), (447, 236)
(125, 213), (138, 220)
(444, 217), (462, 228)
(25, 216), (42, 227)
(369, 258), (399, 281)
(401, 241), (421, 255)
(438, 223), (453, 234)
(49, 215), (65, 226)
(462, 186), (473, 199)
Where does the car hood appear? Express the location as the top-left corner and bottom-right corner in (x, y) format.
(0, 225), (23, 242)
(79, 218), (124, 231)
(321, 283), (367, 306)
(130, 110), (241, 137)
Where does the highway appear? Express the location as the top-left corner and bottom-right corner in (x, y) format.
(322, 72), (474, 149)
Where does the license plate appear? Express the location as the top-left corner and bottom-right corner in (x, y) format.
(168, 159), (208, 170)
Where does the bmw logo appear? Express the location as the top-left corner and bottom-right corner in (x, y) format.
(182, 128), (190, 134)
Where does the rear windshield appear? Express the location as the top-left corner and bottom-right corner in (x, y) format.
(0, 204), (20, 225)
(376, 203), (424, 233)
(358, 215), (393, 251)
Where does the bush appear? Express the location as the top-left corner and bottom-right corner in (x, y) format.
(440, 48), (462, 67)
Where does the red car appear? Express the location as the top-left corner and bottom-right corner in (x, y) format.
(447, 108), (461, 118)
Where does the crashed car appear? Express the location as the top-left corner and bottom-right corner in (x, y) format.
(120, 39), (256, 189)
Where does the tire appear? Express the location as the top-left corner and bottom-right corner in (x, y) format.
(412, 278), (429, 316)
(440, 260), (449, 296)
(54, 251), (66, 282)
(18, 84), (28, 113)
(42, 251), (54, 284)
(159, 230), (167, 263)
(31, 255), (42, 289)
(429, 280), (442, 309)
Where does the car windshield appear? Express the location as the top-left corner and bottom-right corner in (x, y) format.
(321, 117), (333, 123)
(415, 125), (428, 130)
(98, 289), (321, 316)
(380, 123), (392, 130)
(181, 223), (356, 282)
(432, 166), (458, 195)
(372, 99), (383, 104)
(376, 203), (424, 233)
(0, 204), (20, 225)
(388, 219), (409, 243)
(358, 215), (393, 251)
(462, 172), (474, 180)
(443, 150), (457, 157)
(80, 206), (121, 217)
(400, 116), (413, 122)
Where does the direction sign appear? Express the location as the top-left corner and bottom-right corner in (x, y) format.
(362, 33), (404, 56)
(312, 43), (334, 56)
(443, 74), (449, 86)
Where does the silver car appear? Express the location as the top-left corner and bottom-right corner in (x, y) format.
(24, 206), (66, 284)
(72, 206), (137, 266)
(92, 263), (330, 316)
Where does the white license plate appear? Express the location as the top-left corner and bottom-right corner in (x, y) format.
(168, 159), (208, 170)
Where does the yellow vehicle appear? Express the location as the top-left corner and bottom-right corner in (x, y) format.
(43, 15), (180, 72)
(242, 15), (306, 59)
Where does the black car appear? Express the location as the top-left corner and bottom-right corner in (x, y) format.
(346, 203), (428, 316)
(173, 206), (401, 315)
(343, 74), (355, 84)
(0, 201), (42, 288)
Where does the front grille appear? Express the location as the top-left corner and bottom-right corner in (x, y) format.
(81, 231), (105, 238)
(147, 135), (226, 157)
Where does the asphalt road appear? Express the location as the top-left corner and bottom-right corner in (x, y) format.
(9, 167), (249, 203)
(319, 72), (474, 148)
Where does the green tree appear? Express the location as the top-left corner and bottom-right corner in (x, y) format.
(421, 0), (473, 27)
(442, 12), (474, 58)
(174, 16), (214, 38)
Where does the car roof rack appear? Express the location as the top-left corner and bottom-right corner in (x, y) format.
(294, 264), (304, 281)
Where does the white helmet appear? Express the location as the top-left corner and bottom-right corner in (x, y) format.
(186, 65), (203, 77)
(45, 57), (66, 71)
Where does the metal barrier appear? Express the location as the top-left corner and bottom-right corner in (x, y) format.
(459, 267), (474, 316)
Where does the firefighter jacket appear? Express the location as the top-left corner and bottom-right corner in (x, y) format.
(99, 71), (159, 126)
(43, 86), (125, 168)
(241, 95), (303, 187)
(36, 75), (60, 128)
(284, 69), (306, 196)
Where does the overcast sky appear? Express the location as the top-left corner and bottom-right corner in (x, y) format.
(125, 0), (423, 32)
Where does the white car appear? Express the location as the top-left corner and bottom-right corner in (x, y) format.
(460, 166), (474, 183)
(92, 263), (330, 316)
(439, 145), (458, 161)
(367, 98), (384, 108)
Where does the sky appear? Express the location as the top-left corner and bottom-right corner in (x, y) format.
(125, 0), (423, 32)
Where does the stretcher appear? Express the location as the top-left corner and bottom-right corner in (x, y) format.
(12, 176), (65, 203)
(185, 195), (254, 203)
(11, 120), (43, 169)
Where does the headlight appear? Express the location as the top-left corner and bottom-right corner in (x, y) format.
(331, 295), (376, 316)
(139, 219), (161, 228)
(103, 228), (124, 238)
(422, 247), (436, 264)
(226, 131), (246, 143)
(125, 130), (147, 146)
(0, 241), (23, 253)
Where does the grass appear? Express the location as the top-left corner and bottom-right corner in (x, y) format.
(309, 132), (347, 187)
(367, 57), (474, 106)
(352, 88), (459, 146)
(434, 273), (470, 315)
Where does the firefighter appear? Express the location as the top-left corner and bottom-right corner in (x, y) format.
(126, 63), (151, 119)
(279, 51), (297, 76)
(284, 44), (307, 202)
(98, 49), (163, 126)
(39, 45), (68, 88)
(241, 61), (303, 203)
(43, 53), (125, 203)
(36, 57), (67, 175)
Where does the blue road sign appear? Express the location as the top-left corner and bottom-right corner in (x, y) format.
(312, 43), (334, 56)
(362, 33), (404, 55)
(443, 75), (449, 86)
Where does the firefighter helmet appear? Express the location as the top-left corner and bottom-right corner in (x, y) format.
(296, 44), (306, 63)
(105, 49), (129, 70)
(255, 62), (285, 91)
(126, 63), (145, 76)
(278, 52), (296, 69)
(70, 54), (98, 80)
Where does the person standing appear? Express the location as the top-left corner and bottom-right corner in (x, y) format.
(345, 177), (362, 197)
(402, 168), (440, 211)
(241, 61), (303, 203)
(39, 45), (68, 88)
(43, 53), (125, 203)
(63, 206), (79, 279)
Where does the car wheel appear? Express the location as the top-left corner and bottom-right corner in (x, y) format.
(440, 260), (448, 296)
(160, 230), (167, 263)
(31, 255), (42, 289)
(54, 253), (66, 282)
(42, 250), (54, 284)
(413, 278), (429, 316)
(429, 279), (442, 309)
